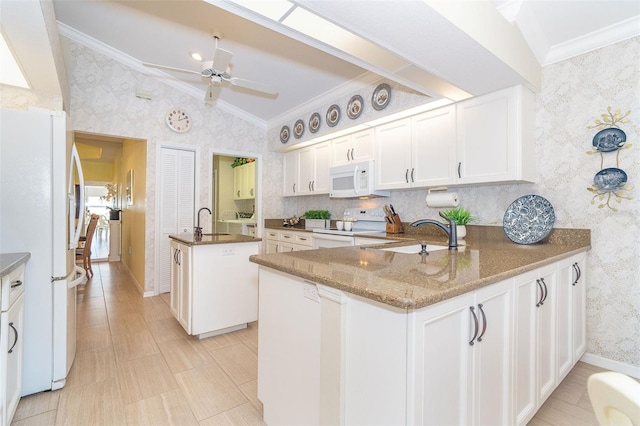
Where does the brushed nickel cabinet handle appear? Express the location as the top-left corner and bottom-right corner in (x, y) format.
(458, 162), (462, 178)
(10, 280), (23, 289)
(477, 303), (487, 342)
(8, 322), (18, 353)
(469, 306), (479, 346)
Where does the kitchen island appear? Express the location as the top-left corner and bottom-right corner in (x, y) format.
(249, 226), (590, 425)
(169, 233), (260, 338)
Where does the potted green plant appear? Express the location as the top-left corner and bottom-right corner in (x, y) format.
(441, 207), (475, 243)
(303, 209), (331, 230)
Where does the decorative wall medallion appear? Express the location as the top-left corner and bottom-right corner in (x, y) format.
(293, 119), (305, 139)
(326, 104), (341, 127)
(347, 95), (364, 119)
(280, 125), (290, 144)
(371, 83), (391, 110)
(309, 112), (321, 133)
(586, 107), (634, 211)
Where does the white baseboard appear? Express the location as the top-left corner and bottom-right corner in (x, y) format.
(143, 290), (156, 298)
(581, 352), (640, 378)
(119, 260), (144, 296)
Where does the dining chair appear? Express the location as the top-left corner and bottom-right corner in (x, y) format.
(76, 214), (100, 278)
(588, 371), (640, 425)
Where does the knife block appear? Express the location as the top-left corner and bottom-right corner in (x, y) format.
(386, 216), (404, 234)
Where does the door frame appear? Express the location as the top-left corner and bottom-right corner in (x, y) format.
(154, 141), (200, 296)
(209, 148), (262, 239)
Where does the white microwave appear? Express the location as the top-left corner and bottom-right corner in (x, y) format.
(329, 160), (390, 198)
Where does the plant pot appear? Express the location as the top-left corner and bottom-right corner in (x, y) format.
(109, 209), (121, 220)
(456, 225), (467, 244)
(305, 219), (329, 230)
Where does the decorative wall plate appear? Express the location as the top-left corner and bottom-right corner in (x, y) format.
(372, 83), (391, 110)
(347, 95), (364, 119)
(503, 195), (555, 244)
(592, 127), (626, 152)
(293, 119), (305, 139)
(280, 125), (290, 144)
(594, 167), (627, 190)
(309, 112), (321, 133)
(326, 104), (341, 127)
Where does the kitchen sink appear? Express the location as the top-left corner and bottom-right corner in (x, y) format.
(203, 233), (231, 236)
(379, 244), (448, 254)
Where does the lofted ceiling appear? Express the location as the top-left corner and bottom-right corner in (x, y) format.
(22, 1), (640, 127)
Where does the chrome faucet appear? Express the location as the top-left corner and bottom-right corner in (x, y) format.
(410, 211), (458, 250)
(194, 207), (212, 238)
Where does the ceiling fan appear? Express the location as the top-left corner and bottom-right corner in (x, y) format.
(143, 35), (278, 103)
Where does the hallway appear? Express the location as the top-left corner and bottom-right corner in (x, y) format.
(12, 262), (264, 425)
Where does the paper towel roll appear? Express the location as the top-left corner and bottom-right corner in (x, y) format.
(426, 192), (459, 208)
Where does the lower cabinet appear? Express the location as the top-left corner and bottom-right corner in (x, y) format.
(1, 263), (26, 426)
(257, 252), (588, 425)
(169, 240), (259, 336)
(513, 264), (558, 425)
(265, 229), (313, 253)
(411, 279), (512, 425)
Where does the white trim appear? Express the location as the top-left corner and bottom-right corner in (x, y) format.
(57, 22), (267, 129)
(581, 352), (640, 379)
(154, 141), (201, 296)
(209, 148), (263, 239)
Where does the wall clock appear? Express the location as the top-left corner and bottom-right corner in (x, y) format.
(165, 109), (192, 133)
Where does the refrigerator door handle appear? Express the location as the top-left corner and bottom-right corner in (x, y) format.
(69, 144), (85, 249)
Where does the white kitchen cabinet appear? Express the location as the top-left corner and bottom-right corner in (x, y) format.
(374, 118), (412, 189)
(169, 240), (259, 337)
(375, 107), (457, 190)
(513, 264), (557, 425)
(410, 278), (512, 425)
(283, 142), (330, 196)
(233, 162), (255, 200)
(456, 85), (535, 184)
(1, 263), (25, 426)
(331, 128), (374, 166)
(410, 105), (457, 187)
(283, 151), (299, 196)
(266, 229), (313, 253)
(556, 252), (587, 381)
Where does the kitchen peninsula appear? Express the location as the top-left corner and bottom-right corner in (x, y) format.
(169, 233), (260, 338)
(249, 227), (590, 425)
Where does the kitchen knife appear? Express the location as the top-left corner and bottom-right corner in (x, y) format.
(389, 204), (397, 215)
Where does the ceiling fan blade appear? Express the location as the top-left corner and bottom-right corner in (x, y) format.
(142, 62), (201, 76)
(228, 77), (278, 95)
(212, 48), (233, 74)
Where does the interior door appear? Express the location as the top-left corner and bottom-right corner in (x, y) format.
(158, 147), (195, 294)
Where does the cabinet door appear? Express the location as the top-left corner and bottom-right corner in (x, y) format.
(233, 165), (244, 200)
(411, 292), (474, 425)
(297, 147), (314, 195)
(572, 253), (587, 362)
(556, 257), (573, 381)
(472, 279), (512, 426)
(178, 244), (191, 333)
(169, 241), (180, 317)
(2, 293), (25, 426)
(331, 135), (352, 166)
(411, 106), (457, 187)
(537, 267), (557, 404)
(456, 88), (514, 184)
(351, 129), (374, 163)
(313, 142), (331, 193)
(245, 161), (256, 199)
(283, 151), (298, 196)
(374, 118), (412, 190)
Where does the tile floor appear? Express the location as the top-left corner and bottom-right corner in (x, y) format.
(12, 261), (265, 425)
(12, 261), (609, 425)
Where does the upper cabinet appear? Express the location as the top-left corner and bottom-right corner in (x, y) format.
(456, 86), (535, 184)
(374, 118), (412, 190)
(331, 129), (374, 166)
(283, 142), (330, 196)
(233, 161), (255, 200)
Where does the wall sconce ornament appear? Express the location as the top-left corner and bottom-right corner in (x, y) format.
(586, 107), (633, 211)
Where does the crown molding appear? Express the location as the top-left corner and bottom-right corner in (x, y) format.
(56, 22), (267, 129)
(543, 15), (640, 66)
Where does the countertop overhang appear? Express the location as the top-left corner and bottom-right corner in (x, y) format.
(169, 233), (261, 246)
(250, 226), (590, 310)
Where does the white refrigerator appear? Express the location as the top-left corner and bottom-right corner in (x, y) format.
(0, 108), (86, 395)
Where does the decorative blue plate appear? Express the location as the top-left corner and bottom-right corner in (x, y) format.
(293, 119), (304, 139)
(280, 125), (290, 144)
(372, 83), (391, 111)
(592, 128), (626, 152)
(326, 104), (341, 127)
(347, 95), (364, 119)
(309, 112), (321, 133)
(503, 195), (555, 244)
(594, 168), (627, 191)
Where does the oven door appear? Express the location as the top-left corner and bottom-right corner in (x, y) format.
(312, 233), (355, 249)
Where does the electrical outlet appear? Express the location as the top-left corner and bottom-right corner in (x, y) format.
(222, 247), (235, 256)
(303, 282), (320, 302)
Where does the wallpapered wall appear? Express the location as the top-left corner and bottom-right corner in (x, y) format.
(292, 37), (640, 367)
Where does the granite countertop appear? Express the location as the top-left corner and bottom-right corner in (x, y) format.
(0, 252), (31, 277)
(169, 233), (261, 246)
(249, 226), (590, 310)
